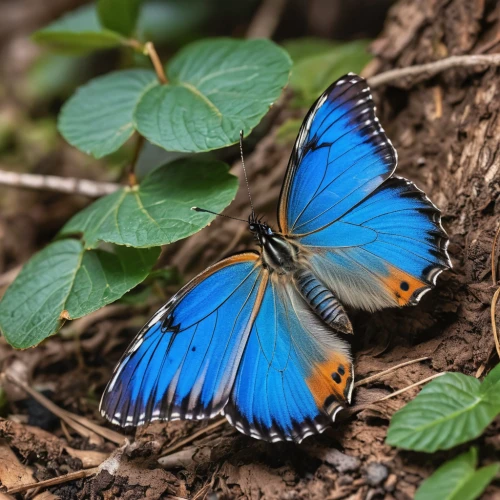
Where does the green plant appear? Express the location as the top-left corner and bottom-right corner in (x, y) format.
(385, 364), (500, 498)
(414, 448), (499, 500)
(276, 38), (373, 144)
(0, 0), (291, 349)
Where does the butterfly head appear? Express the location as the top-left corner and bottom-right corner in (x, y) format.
(248, 215), (273, 240)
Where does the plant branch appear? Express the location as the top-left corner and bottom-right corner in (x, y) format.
(145, 41), (168, 84)
(246, 0), (287, 39)
(0, 169), (120, 197)
(368, 54), (500, 89)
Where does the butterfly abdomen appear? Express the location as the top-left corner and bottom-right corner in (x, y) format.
(294, 269), (353, 334)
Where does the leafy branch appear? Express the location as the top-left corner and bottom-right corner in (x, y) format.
(0, 0), (291, 349)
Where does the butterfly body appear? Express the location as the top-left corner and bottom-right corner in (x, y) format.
(250, 221), (299, 274)
(250, 220), (353, 333)
(100, 74), (451, 443)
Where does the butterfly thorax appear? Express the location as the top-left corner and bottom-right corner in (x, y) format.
(249, 221), (298, 274)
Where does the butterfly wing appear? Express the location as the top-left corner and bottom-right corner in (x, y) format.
(100, 252), (267, 426)
(302, 177), (450, 310)
(278, 73), (397, 235)
(224, 276), (353, 443)
(279, 74), (450, 311)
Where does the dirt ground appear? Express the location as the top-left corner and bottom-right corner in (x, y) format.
(1, 0), (500, 498)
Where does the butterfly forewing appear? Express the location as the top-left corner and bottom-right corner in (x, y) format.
(100, 252), (265, 426)
(278, 74), (397, 235)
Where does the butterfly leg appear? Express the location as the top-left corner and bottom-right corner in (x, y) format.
(294, 268), (353, 334)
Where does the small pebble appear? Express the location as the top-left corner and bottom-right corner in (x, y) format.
(365, 462), (389, 486)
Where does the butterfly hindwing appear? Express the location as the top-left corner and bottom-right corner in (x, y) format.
(224, 277), (353, 443)
(301, 178), (450, 311)
(100, 252), (267, 426)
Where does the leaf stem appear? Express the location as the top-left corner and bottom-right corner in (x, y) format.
(127, 133), (145, 186)
(145, 41), (168, 84)
(122, 38), (146, 52)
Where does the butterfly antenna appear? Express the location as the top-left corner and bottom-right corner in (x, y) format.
(191, 206), (246, 223)
(240, 130), (256, 222)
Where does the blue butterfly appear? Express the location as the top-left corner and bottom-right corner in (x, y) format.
(100, 74), (451, 443)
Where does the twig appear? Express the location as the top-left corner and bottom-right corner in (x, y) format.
(368, 54), (500, 89)
(492, 224), (500, 285)
(246, 0), (287, 39)
(159, 418), (227, 458)
(3, 374), (125, 445)
(0, 169), (120, 197)
(490, 287), (500, 359)
(375, 373), (445, 402)
(354, 356), (430, 387)
(7, 467), (98, 494)
(145, 42), (168, 84)
(123, 38), (145, 52)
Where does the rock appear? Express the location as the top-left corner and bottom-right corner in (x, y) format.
(306, 446), (361, 473)
(364, 463), (389, 486)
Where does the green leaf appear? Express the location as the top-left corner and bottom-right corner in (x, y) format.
(32, 4), (124, 54)
(27, 54), (90, 101)
(288, 40), (372, 108)
(119, 266), (181, 305)
(60, 158), (238, 248)
(135, 38), (292, 152)
(415, 448), (499, 500)
(283, 38), (339, 63)
(0, 240), (159, 349)
(58, 69), (158, 158)
(386, 372), (500, 452)
(98, 0), (143, 37)
(480, 362), (500, 398)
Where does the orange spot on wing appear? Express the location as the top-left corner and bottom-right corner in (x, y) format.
(306, 353), (353, 411)
(381, 265), (427, 306)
